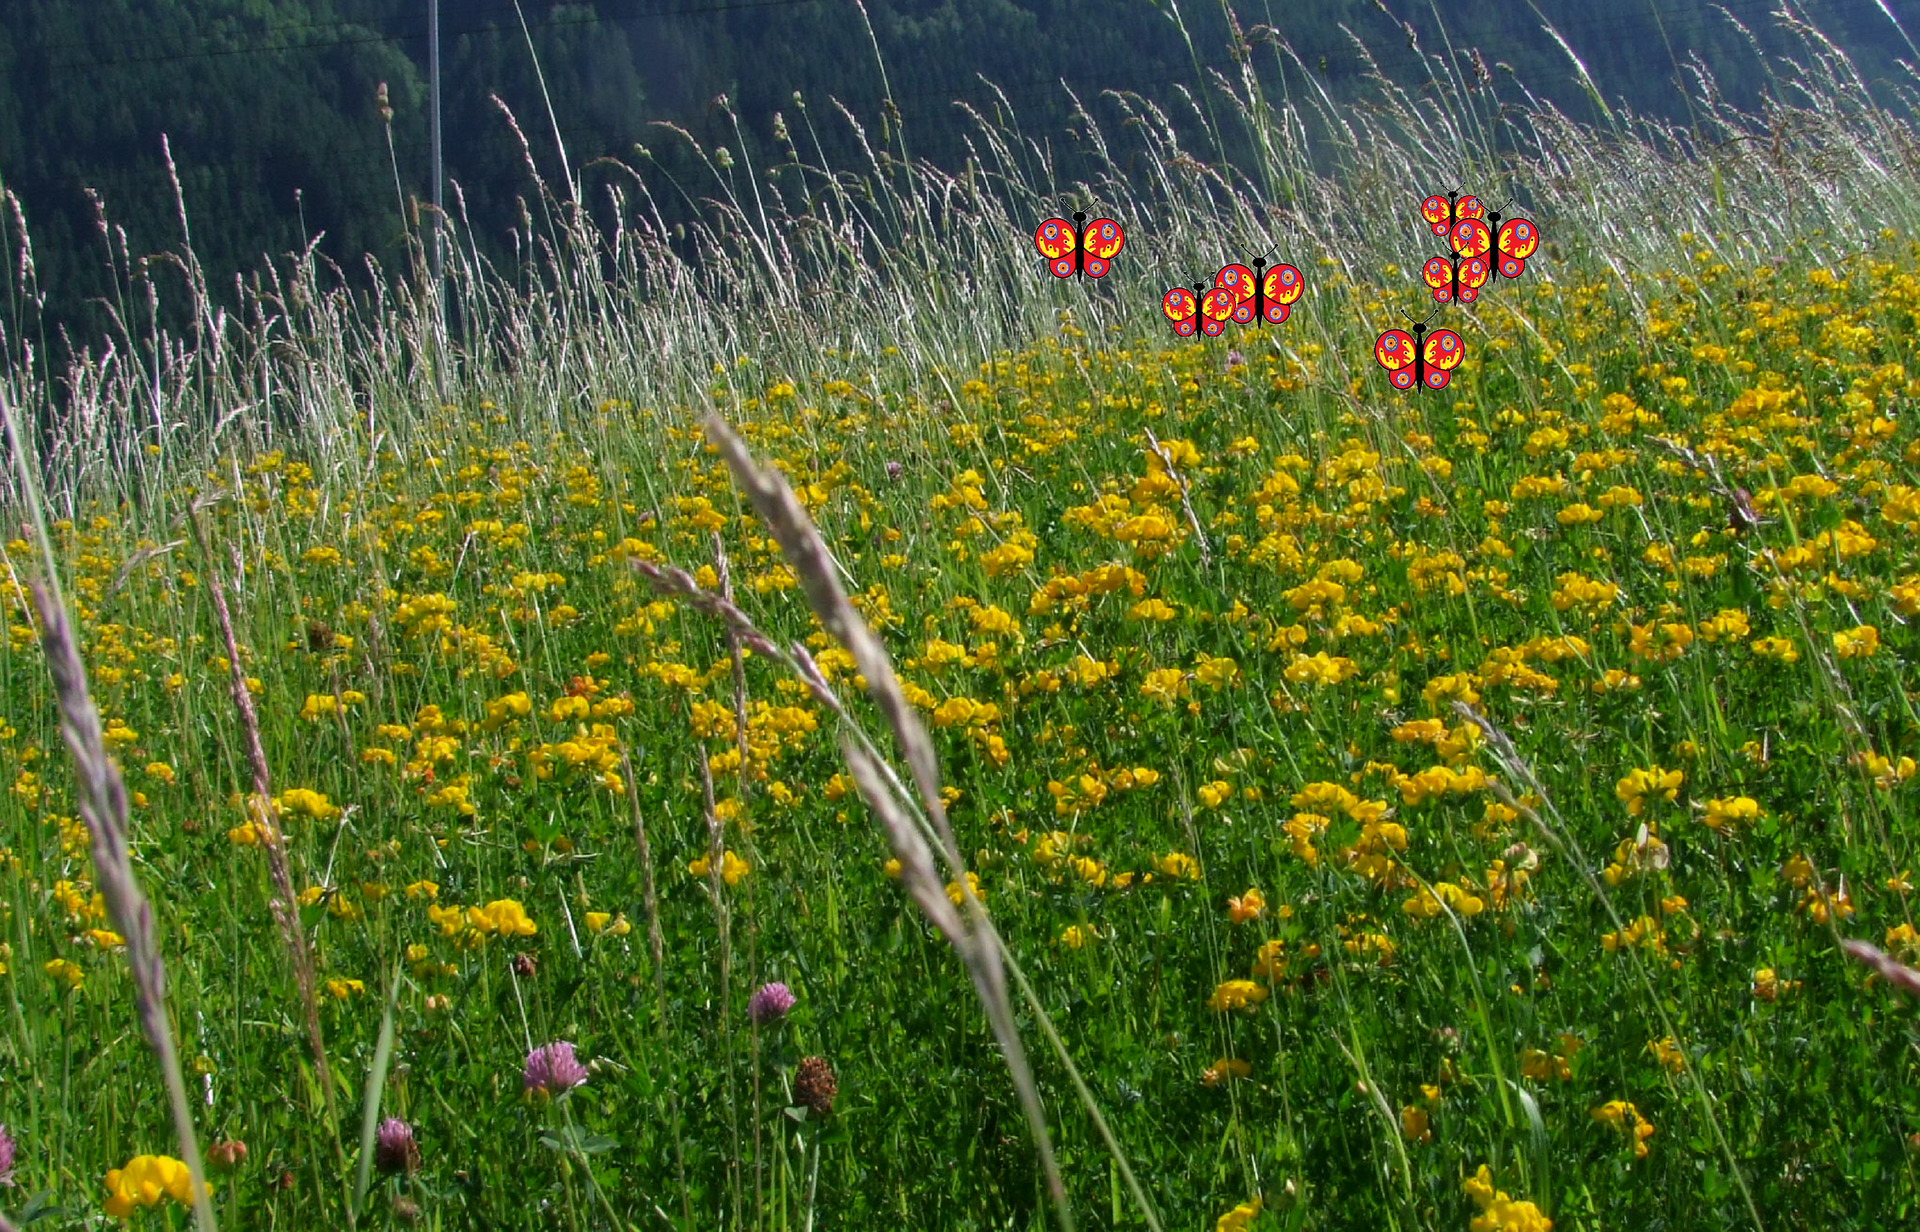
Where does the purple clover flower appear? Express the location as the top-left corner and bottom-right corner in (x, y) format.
(0, 1124), (14, 1185)
(747, 981), (796, 1025)
(524, 1040), (589, 1096)
(374, 1117), (421, 1175)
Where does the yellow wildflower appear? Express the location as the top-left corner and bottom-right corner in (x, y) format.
(103, 1154), (196, 1218)
(1215, 1197), (1263, 1231)
(1462, 1164), (1552, 1229)
(689, 850), (751, 887)
(1615, 766), (1682, 816)
(1201, 1058), (1252, 1087)
(1207, 979), (1269, 1012)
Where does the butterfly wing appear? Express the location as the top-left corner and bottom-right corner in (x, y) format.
(1216, 264), (1256, 323)
(1259, 263), (1302, 324)
(1036, 218), (1077, 278)
(1496, 216), (1538, 280)
(1497, 216), (1540, 261)
(1262, 263), (1302, 324)
(1459, 255), (1490, 304)
(1263, 263), (1304, 305)
(1422, 256), (1455, 305)
(1162, 287), (1198, 338)
(1035, 218), (1075, 259)
(1083, 218), (1124, 277)
(1376, 329), (1418, 389)
(1457, 195), (1486, 222)
(1200, 286), (1235, 337)
(1423, 328), (1464, 388)
(1421, 195), (1452, 237)
(1450, 218), (1492, 261)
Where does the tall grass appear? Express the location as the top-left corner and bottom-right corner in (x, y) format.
(0, 2), (1908, 508)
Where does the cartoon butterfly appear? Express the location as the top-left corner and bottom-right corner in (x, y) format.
(1484, 205), (1541, 281)
(1162, 281), (1236, 338)
(1215, 257), (1305, 325)
(1035, 211), (1125, 279)
(1421, 191), (1485, 238)
(1430, 193), (1542, 285)
(1374, 317), (1465, 391)
(1422, 251), (1490, 305)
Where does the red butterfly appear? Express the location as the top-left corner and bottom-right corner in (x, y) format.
(1427, 193), (1541, 285)
(1422, 252), (1489, 305)
(1421, 191), (1486, 238)
(1214, 258), (1305, 325)
(1162, 281), (1236, 338)
(1035, 211), (1125, 279)
(1374, 319), (1465, 391)
(1485, 206), (1541, 280)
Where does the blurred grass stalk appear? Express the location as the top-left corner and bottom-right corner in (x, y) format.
(187, 511), (348, 1176)
(635, 411), (1171, 1232)
(0, 396), (218, 1232)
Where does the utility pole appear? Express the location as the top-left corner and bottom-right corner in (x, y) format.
(428, 0), (444, 298)
(428, 0), (448, 397)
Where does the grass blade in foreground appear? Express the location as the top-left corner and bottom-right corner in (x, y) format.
(5, 397), (217, 1232)
(694, 409), (1182, 1231)
(188, 513), (348, 1177)
(693, 410), (1073, 1228)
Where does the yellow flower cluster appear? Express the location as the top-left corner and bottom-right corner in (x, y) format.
(103, 1154), (198, 1218)
(1591, 1100), (1656, 1158)
(426, 899), (538, 949)
(1462, 1165), (1551, 1230)
(1615, 766), (1682, 816)
(1214, 1197), (1262, 1231)
(528, 722), (624, 792)
(689, 850), (750, 887)
(1206, 978), (1268, 1012)
(273, 787), (341, 821)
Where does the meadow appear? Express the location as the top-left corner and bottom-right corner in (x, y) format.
(2, 7), (1920, 1230)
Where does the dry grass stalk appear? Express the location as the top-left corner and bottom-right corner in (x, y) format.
(27, 579), (220, 1232)
(187, 514), (343, 1150)
(694, 411), (1078, 1229)
(697, 412), (959, 859)
(1841, 940), (1920, 998)
(3, 393), (218, 1232)
(633, 551), (1165, 1232)
(694, 714), (745, 1228)
(616, 747), (692, 1223)
(714, 532), (769, 1232)
(1143, 428), (1211, 566)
